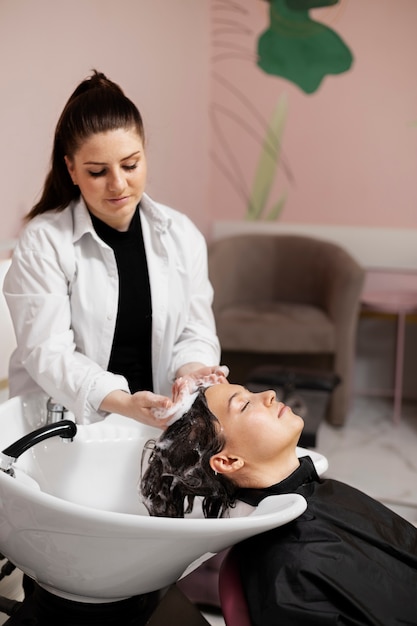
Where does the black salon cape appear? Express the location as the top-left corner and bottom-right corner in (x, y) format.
(234, 456), (417, 626)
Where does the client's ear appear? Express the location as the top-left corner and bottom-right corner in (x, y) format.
(210, 453), (244, 476)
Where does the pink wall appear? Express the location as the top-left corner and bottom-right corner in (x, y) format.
(0, 0), (211, 252)
(1, 0), (417, 253)
(208, 0), (417, 230)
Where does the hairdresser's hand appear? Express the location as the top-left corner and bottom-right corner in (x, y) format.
(100, 389), (174, 429)
(172, 364), (229, 403)
(145, 365), (230, 428)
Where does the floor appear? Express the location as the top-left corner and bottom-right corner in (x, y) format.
(1, 393), (417, 625)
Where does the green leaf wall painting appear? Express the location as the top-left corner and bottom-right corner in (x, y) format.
(259, 0), (353, 94)
(211, 0), (353, 221)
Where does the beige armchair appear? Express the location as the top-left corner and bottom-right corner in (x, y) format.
(208, 233), (365, 426)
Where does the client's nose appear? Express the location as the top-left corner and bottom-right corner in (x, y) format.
(261, 389), (276, 406)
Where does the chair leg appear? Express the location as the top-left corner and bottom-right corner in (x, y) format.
(326, 375), (348, 426)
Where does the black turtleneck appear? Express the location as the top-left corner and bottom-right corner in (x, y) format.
(236, 456), (318, 507)
(90, 206), (153, 393)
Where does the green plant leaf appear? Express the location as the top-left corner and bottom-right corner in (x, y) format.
(266, 192), (287, 221)
(258, 0), (354, 94)
(246, 95), (287, 220)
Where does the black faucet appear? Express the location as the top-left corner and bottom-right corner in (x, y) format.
(0, 420), (77, 477)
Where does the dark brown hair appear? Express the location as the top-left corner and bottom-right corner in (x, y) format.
(27, 70), (145, 219)
(141, 390), (237, 519)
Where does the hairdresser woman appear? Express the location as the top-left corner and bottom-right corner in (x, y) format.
(3, 70), (223, 426)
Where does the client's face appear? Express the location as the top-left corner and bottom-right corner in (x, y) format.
(205, 384), (304, 484)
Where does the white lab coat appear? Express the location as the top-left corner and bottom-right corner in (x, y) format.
(3, 194), (220, 423)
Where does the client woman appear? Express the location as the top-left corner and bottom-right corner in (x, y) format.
(141, 383), (417, 625)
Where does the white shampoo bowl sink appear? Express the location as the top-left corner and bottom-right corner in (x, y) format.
(0, 392), (326, 603)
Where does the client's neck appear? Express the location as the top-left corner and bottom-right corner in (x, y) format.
(236, 451), (300, 490)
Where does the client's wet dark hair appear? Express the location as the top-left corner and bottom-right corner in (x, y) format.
(141, 389), (237, 519)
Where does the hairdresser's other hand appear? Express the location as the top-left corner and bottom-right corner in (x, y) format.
(100, 389), (174, 429)
(172, 364), (229, 403)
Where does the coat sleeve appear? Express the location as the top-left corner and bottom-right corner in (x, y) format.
(4, 225), (129, 423)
